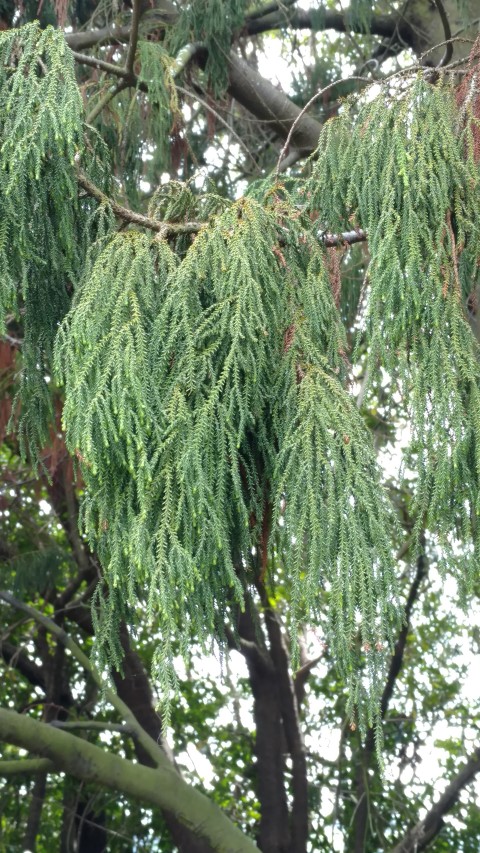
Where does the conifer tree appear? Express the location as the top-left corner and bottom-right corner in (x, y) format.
(1, 2), (480, 852)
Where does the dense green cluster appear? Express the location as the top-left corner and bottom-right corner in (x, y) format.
(306, 75), (480, 589)
(54, 195), (399, 719)
(166, 0), (247, 94)
(6, 21), (480, 730)
(0, 23), (111, 456)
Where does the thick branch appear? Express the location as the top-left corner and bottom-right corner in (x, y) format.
(24, 773), (48, 850)
(49, 720), (133, 734)
(65, 7), (413, 50)
(77, 172), (203, 236)
(63, 598), (216, 853)
(0, 708), (258, 853)
(263, 607), (308, 853)
(0, 591), (168, 771)
(237, 605), (290, 853)
(245, 7), (414, 44)
(0, 757), (55, 775)
(65, 23), (132, 51)
(226, 53), (322, 152)
(391, 747), (480, 852)
(352, 549), (427, 853)
(225, 626), (274, 675)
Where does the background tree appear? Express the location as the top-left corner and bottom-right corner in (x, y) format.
(1, 1), (480, 852)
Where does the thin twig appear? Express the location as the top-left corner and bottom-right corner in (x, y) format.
(86, 78), (129, 125)
(275, 75), (370, 176)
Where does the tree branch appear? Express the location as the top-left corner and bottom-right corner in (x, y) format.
(79, 168), (365, 246)
(245, 6), (414, 44)
(351, 547), (427, 852)
(65, 23), (132, 52)
(263, 606), (309, 853)
(236, 604), (290, 852)
(86, 78), (129, 125)
(226, 53), (323, 152)
(391, 746), (480, 852)
(77, 171), (203, 236)
(0, 708), (258, 853)
(0, 591), (168, 772)
(225, 625), (274, 675)
(125, 0), (142, 74)
(49, 720), (134, 734)
(62, 600), (215, 853)
(0, 757), (55, 775)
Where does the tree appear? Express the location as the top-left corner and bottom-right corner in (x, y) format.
(1, 0), (480, 850)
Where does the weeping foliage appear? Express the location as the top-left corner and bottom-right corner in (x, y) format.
(9, 20), (480, 733)
(305, 75), (480, 589)
(166, 0), (247, 94)
(0, 23), (112, 458)
(275, 365), (397, 729)
(55, 194), (399, 722)
(98, 41), (181, 205)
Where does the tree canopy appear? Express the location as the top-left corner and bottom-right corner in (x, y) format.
(1, 1), (480, 851)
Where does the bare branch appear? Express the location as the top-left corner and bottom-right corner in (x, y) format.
(246, 0), (297, 23)
(0, 590), (169, 771)
(0, 708), (259, 853)
(125, 0), (142, 74)
(71, 50), (137, 83)
(0, 758), (55, 776)
(245, 7), (414, 43)
(77, 171), (203, 237)
(65, 24), (131, 51)
(391, 747), (480, 852)
(49, 720), (134, 734)
(227, 53), (323, 152)
(322, 228), (367, 247)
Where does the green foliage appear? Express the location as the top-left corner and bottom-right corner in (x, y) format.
(3, 8), (480, 851)
(166, 0), (247, 94)
(54, 188), (400, 725)
(98, 40), (181, 205)
(0, 23), (112, 459)
(4, 16), (480, 744)
(306, 75), (480, 589)
(274, 363), (398, 729)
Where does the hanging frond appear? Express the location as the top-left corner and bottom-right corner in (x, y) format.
(55, 188), (400, 725)
(165, 0), (247, 95)
(0, 23), (113, 458)
(305, 76), (480, 586)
